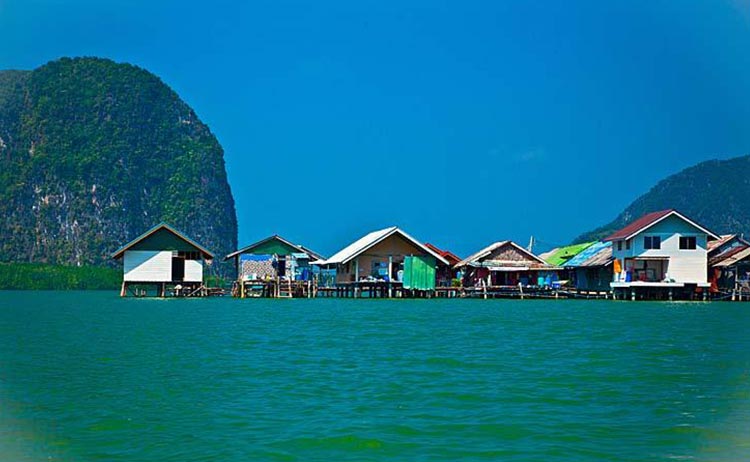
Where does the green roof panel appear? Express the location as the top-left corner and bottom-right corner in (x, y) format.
(542, 242), (595, 267)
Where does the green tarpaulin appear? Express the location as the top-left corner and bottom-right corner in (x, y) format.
(403, 256), (436, 290)
(542, 242), (595, 267)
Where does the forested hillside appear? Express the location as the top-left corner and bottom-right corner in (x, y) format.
(0, 57), (237, 270)
(575, 155), (750, 242)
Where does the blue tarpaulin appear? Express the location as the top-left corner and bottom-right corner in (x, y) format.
(564, 241), (611, 267)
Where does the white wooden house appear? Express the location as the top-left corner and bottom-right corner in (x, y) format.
(604, 209), (719, 300)
(111, 223), (214, 297)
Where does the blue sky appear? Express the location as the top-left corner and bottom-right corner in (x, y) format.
(1, 0), (749, 257)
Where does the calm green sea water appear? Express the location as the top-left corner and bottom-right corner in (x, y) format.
(1, 292), (749, 461)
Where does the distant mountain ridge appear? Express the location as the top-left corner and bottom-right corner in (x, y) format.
(0, 57), (237, 269)
(574, 155), (750, 243)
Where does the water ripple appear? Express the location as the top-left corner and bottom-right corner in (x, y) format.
(0, 293), (749, 461)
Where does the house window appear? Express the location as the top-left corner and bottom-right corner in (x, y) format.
(626, 240), (631, 250)
(617, 241), (623, 251)
(644, 236), (661, 250)
(679, 236), (697, 250)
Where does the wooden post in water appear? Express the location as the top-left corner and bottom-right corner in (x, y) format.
(388, 256), (393, 298)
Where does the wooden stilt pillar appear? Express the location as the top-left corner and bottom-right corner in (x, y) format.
(120, 281), (127, 297)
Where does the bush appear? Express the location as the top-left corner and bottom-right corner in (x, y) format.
(0, 263), (121, 290)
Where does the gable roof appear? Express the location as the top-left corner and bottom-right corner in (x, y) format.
(708, 234), (737, 253)
(709, 243), (750, 266)
(455, 240), (547, 268)
(313, 226), (449, 266)
(713, 247), (750, 268)
(297, 245), (325, 262)
(538, 242), (595, 267)
(424, 243), (462, 266)
(564, 241), (613, 267)
(224, 235), (323, 261)
(111, 223), (214, 260)
(603, 209), (720, 242)
(707, 234), (750, 255)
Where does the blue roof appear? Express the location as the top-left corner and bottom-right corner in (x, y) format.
(564, 241), (612, 267)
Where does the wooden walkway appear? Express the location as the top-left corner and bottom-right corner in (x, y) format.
(226, 280), (750, 302)
(234, 279), (316, 298)
(315, 281), (449, 298)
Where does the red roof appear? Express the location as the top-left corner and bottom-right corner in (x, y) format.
(424, 243), (462, 266)
(604, 210), (674, 242)
(603, 209), (720, 242)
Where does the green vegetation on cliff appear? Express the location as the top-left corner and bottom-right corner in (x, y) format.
(0, 57), (237, 271)
(575, 155), (750, 243)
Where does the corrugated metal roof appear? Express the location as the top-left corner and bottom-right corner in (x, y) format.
(713, 247), (750, 267)
(564, 241), (613, 268)
(539, 242), (595, 267)
(424, 243), (462, 266)
(708, 243), (750, 266)
(603, 210), (674, 241)
(314, 227), (449, 266)
(111, 223), (214, 260)
(225, 235), (323, 261)
(297, 245), (325, 261)
(603, 209), (720, 242)
(537, 249), (555, 261)
(707, 234), (737, 253)
(581, 245), (613, 267)
(455, 241), (547, 268)
(707, 235), (750, 264)
(455, 241), (508, 268)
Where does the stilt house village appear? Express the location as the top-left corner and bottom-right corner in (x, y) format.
(112, 210), (750, 301)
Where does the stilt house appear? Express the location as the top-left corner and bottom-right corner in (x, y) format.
(111, 223), (214, 297)
(225, 235), (323, 298)
(455, 241), (557, 287)
(563, 241), (614, 292)
(225, 235), (322, 282)
(605, 209), (719, 300)
(313, 226), (449, 294)
(708, 235), (750, 296)
(538, 242), (596, 285)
